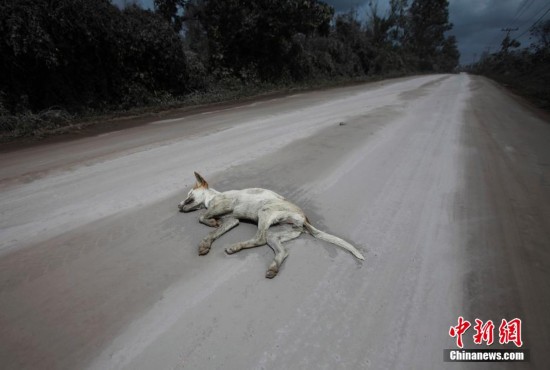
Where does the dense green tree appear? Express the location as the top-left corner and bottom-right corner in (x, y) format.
(388, 0), (409, 46)
(0, 0), (124, 110)
(365, 3), (398, 74)
(334, 12), (370, 74)
(1, 0), (463, 125)
(438, 35), (459, 72)
(407, 0), (454, 70)
(531, 20), (550, 50)
(199, 0), (333, 79)
(500, 34), (521, 54)
(153, 0), (188, 32)
(0, 0), (188, 113)
(120, 6), (188, 98)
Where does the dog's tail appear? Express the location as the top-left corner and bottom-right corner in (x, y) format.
(304, 221), (365, 260)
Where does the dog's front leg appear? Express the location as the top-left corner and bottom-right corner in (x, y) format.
(199, 214), (221, 228)
(198, 217), (239, 255)
(198, 197), (233, 228)
(197, 198), (234, 255)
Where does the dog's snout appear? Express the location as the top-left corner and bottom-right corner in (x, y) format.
(178, 199), (193, 212)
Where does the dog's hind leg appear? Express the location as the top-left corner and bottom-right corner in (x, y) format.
(265, 228), (302, 279)
(225, 212), (271, 255)
(198, 217), (239, 255)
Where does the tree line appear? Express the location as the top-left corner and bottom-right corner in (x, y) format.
(0, 0), (459, 118)
(467, 20), (550, 109)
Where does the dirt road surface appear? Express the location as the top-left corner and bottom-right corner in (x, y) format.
(1, 74), (549, 369)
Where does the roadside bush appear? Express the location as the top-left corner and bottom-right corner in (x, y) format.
(470, 21), (550, 110)
(0, 108), (73, 138)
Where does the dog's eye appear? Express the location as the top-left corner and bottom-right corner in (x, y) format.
(184, 198), (194, 205)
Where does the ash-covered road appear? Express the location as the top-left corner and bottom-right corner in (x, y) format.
(1, 74), (549, 369)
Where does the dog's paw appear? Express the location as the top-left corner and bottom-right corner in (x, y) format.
(225, 245), (240, 255)
(198, 241), (211, 255)
(265, 262), (279, 279)
(265, 268), (278, 279)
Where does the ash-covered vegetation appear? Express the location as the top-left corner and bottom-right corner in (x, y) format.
(0, 0), (459, 137)
(467, 20), (550, 110)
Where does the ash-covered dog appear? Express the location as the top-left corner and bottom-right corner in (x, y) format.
(179, 172), (364, 278)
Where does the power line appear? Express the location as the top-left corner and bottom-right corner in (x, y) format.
(515, 2), (550, 34)
(472, 1), (548, 63)
(517, 0), (534, 15)
(487, 2), (532, 47)
(511, 0), (536, 27)
(516, 4), (550, 39)
(487, 2), (550, 50)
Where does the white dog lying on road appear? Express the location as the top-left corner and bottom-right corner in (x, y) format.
(179, 172), (364, 278)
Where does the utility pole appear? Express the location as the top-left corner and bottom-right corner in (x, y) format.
(501, 27), (519, 36)
(500, 28), (520, 53)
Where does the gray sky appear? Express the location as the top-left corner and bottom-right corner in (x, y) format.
(115, 0), (550, 65)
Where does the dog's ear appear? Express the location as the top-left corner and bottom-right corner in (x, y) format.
(193, 171), (209, 189)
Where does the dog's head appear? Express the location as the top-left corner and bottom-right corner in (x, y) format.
(178, 172), (210, 212)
